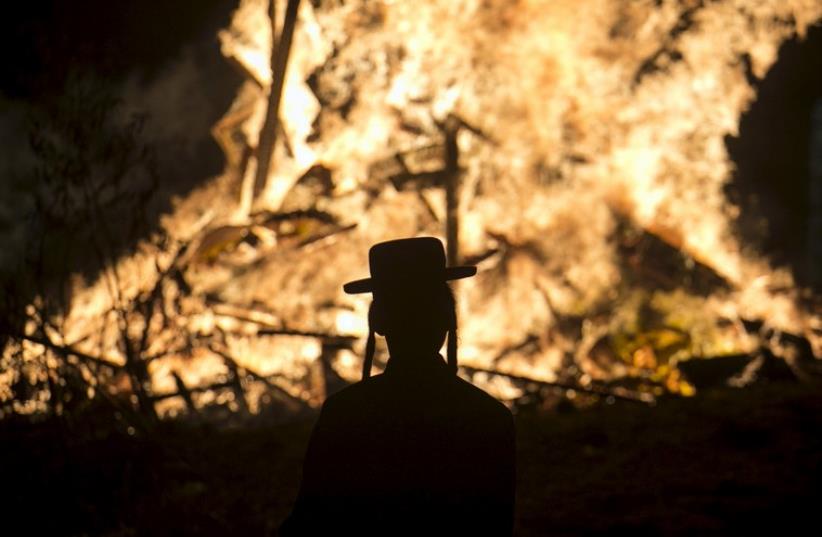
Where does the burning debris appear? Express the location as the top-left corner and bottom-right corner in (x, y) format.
(2, 0), (821, 422)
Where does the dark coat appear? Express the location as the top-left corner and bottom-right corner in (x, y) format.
(280, 354), (516, 536)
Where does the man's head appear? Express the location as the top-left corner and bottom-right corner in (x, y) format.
(343, 237), (475, 379)
(368, 281), (456, 357)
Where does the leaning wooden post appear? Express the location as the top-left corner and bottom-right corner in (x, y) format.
(253, 0), (302, 198)
(443, 115), (461, 265)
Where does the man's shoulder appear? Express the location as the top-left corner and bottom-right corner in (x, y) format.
(321, 372), (512, 424)
(451, 376), (513, 423)
(321, 374), (389, 409)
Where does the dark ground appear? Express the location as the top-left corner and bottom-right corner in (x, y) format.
(2, 381), (820, 536)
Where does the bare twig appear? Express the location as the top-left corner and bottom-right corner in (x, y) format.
(490, 335), (540, 366)
(256, 327), (357, 347)
(172, 371), (197, 414)
(460, 365), (656, 405)
(210, 301), (281, 327)
(6, 332), (124, 371)
(207, 300), (357, 347)
(222, 357), (250, 413)
(136, 241), (188, 354)
(208, 344), (311, 410)
(152, 379), (236, 402)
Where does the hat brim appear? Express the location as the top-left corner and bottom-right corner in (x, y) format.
(343, 266), (477, 294)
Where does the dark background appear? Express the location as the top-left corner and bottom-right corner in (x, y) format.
(726, 23), (822, 287)
(0, 0), (242, 206)
(0, 0), (235, 99)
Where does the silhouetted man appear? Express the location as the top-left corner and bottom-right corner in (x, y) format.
(280, 237), (515, 536)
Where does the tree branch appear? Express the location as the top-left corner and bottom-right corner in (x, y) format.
(5, 332), (123, 371)
(460, 365), (656, 405)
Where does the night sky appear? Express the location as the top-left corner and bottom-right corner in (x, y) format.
(0, 0), (237, 99)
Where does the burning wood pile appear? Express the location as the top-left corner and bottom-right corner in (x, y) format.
(2, 0), (821, 423)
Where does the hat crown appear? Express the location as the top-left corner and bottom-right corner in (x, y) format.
(368, 237), (446, 289)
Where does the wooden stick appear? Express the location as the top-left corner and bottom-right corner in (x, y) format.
(460, 365), (656, 405)
(152, 379), (235, 402)
(255, 327), (356, 347)
(172, 371), (197, 414)
(206, 300), (358, 345)
(208, 344), (311, 410)
(7, 332), (124, 371)
(223, 357), (250, 413)
(253, 0), (302, 198)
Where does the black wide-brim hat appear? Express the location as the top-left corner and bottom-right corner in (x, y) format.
(343, 237), (477, 294)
